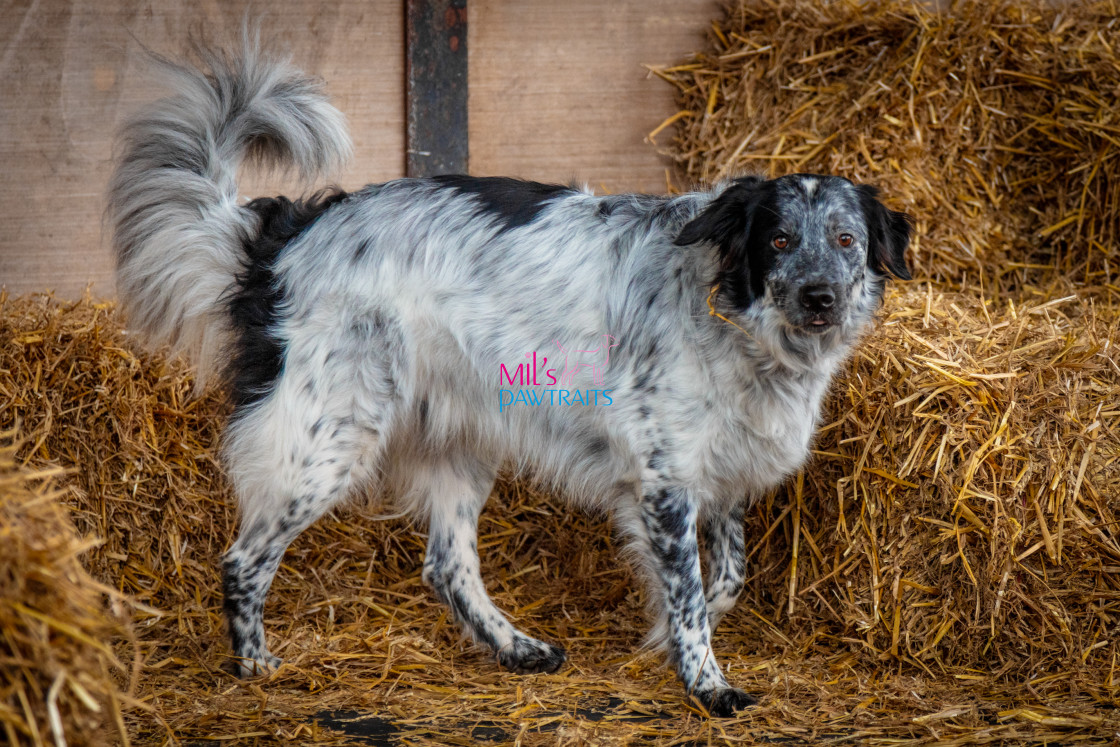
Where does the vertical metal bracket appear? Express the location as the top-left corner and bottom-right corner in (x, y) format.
(406, 0), (468, 177)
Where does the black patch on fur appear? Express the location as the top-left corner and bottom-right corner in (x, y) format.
(229, 189), (349, 409)
(694, 687), (758, 717)
(675, 177), (774, 309)
(496, 638), (567, 674)
(431, 175), (573, 233)
(353, 238), (372, 263)
(221, 560), (247, 653)
(857, 185), (914, 280)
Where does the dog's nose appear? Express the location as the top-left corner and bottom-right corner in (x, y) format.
(800, 285), (835, 312)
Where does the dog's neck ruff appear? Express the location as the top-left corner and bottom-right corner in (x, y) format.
(706, 283), (755, 343)
(706, 287), (849, 378)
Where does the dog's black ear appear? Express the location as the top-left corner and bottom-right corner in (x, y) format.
(857, 184), (914, 281)
(675, 176), (763, 249)
(675, 177), (764, 307)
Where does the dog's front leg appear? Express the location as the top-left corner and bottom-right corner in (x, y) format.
(701, 502), (746, 632)
(640, 486), (757, 716)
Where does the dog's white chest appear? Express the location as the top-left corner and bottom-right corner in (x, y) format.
(689, 370), (829, 496)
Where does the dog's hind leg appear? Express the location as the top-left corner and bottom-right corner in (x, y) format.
(221, 399), (381, 676)
(219, 306), (407, 676)
(701, 502), (746, 632)
(416, 455), (567, 674)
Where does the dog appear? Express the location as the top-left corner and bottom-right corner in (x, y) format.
(107, 42), (912, 717)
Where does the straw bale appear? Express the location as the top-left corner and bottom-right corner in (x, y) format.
(0, 433), (133, 746)
(756, 284), (1120, 680)
(654, 0), (1120, 291)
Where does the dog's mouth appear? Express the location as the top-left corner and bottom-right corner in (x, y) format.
(777, 308), (838, 335)
(799, 316), (836, 334)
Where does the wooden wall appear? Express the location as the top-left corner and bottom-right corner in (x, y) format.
(0, 0), (716, 298)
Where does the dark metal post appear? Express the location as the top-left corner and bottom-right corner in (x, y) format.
(406, 0), (468, 177)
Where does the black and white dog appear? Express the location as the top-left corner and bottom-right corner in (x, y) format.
(108, 44), (911, 716)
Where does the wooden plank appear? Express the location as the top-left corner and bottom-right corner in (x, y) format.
(469, 0), (718, 194)
(406, 0), (469, 176)
(0, 0), (405, 298)
(0, 0), (718, 298)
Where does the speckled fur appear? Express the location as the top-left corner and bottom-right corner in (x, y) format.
(107, 47), (912, 717)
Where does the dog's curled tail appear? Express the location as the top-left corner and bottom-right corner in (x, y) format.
(107, 40), (352, 387)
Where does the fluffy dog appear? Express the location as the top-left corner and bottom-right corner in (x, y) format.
(107, 43), (912, 716)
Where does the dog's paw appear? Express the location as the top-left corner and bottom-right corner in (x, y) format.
(694, 687), (757, 717)
(224, 653), (282, 678)
(497, 636), (567, 674)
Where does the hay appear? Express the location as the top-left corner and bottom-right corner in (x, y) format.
(651, 0), (1120, 739)
(0, 433), (134, 746)
(0, 293), (664, 743)
(653, 0), (1120, 291)
(756, 284), (1120, 676)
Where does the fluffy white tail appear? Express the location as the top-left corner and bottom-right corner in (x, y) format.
(107, 39), (351, 386)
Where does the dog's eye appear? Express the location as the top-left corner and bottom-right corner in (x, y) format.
(772, 235), (789, 249)
(838, 233), (853, 247)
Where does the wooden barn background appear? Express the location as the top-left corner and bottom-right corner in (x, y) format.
(0, 0), (718, 298)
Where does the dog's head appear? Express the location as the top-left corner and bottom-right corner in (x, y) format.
(676, 174), (912, 337)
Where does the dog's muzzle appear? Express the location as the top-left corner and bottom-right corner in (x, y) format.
(796, 283), (841, 333)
